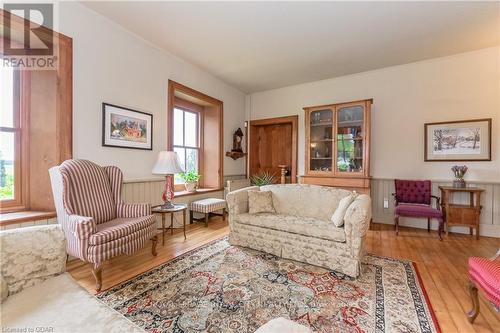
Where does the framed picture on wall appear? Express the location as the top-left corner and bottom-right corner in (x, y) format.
(424, 118), (491, 161)
(102, 103), (153, 150)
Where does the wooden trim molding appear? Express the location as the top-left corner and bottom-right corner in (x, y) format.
(0, 9), (73, 213)
(0, 211), (56, 226)
(167, 80), (224, 189)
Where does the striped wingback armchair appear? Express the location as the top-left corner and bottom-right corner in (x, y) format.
(49, 159), (158, 291)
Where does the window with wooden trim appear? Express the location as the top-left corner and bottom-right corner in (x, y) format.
(0, 66), (25, 210)
(173, 107), (201, 184)
(167, 80), (223, 192)
(0, 10), (73, 218)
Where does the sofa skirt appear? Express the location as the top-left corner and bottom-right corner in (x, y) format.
(229, 222), (361, 277)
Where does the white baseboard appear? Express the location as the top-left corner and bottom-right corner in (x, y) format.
(373, 215), (500, 238)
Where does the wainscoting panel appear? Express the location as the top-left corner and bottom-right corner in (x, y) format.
(1, 175), (247, 231)
(371, 178), (500, 237)
(4, 176), (498, 239)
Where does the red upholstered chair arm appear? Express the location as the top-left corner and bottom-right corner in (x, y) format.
(117, 202), (152, 218)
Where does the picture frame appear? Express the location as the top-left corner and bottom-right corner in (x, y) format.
(424, 118), (491, 161)
(102, 103), (153, 150)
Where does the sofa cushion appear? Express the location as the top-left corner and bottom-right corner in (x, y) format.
(2, 273), (144, 333)
(260, 184), (351, 221)
(235, 213), (346, 242)
(89, 215), (156, 245)
(331, 191), (358, 227)
(248, 190), (276, 214)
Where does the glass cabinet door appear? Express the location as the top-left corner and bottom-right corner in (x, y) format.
(335, 104), (365, 173)
(309, 109), (333, 173)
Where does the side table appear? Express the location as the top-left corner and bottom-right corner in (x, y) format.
(152, 204), (187, 245)
(439, 186), (484, 239)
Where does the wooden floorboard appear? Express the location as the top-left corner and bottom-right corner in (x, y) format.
(67, 219), (500, 332)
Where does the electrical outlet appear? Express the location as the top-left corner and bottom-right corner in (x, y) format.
(383, 198), (389, 209)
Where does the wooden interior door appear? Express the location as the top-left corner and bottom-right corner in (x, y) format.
(249, 116), (298, 183)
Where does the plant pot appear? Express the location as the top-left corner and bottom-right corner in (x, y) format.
(184, 181), (197, 192)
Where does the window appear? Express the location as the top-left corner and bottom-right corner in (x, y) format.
(0, 66), (22, 209)
(173, 107), (200, 183)
(0, 11), (73, 218)
(168, 80), (223, 191)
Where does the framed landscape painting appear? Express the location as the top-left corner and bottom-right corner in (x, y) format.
(424, 118), (491, 161)
(102, 103), (153, 150)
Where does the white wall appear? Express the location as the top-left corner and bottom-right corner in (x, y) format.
(248, 47), (500, 182)
(58, 2), (246, 180)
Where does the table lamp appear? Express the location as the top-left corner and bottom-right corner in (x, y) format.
(152, 151), (184, 209)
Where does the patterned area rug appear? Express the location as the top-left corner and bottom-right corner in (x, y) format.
(98, 237), (440, 333)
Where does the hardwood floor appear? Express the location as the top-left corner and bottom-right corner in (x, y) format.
(67, 219), (500, 332)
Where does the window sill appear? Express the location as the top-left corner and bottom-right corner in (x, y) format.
(174, 188), (223, 198)
(0, 211), (56, 226)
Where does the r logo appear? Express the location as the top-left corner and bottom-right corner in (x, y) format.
(3, 3), (54, 56)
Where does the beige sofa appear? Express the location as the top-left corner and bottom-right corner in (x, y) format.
(0, 225), (144, 333)
(227, 184), (372, 277)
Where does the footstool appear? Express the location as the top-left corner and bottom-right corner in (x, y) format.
(189, 198), (226, 227)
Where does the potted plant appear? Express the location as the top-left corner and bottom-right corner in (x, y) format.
(250, 172), (276, 186)
(180, 170), (201, 192)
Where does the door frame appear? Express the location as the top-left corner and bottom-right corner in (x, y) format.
(249, 115), (298, 183)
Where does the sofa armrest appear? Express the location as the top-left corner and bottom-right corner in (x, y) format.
(117, 202), (151, 218)
(226, 186), (260, 216)
(0, 225), (67, 297)
(344, 194), (372, 259)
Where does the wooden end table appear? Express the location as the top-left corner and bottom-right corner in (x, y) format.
(152, 204), (187, 245)
(439, 186), (484, 239)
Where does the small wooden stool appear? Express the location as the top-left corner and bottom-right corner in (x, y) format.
(190, 198), (226, 227)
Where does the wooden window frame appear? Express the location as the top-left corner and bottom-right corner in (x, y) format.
(167, 80), (223, 192)
(0, 68), (29, 212)
(0, 10), (72, 217)
(172, 103), (203, 190)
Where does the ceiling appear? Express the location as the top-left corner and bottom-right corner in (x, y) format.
(81, 1), (499, 93)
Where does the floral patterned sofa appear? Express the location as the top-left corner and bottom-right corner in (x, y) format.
(0, 225), (144, 332)
(227, 184), (372, 277)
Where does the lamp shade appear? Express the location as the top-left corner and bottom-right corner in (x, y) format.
(152, 151), (184, 175)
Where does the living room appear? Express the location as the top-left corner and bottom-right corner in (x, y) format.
(0, 1), (499, 333)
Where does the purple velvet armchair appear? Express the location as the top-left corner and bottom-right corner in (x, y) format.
(393, 179), (444, 240)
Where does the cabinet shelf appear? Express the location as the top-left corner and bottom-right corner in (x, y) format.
(310, 123), (333, 127)
(311, 157), (332, 160)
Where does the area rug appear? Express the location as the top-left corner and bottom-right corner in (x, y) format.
(97, 237), (440, 333)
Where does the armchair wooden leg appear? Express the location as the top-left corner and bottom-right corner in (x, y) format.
(151, 235), (158, 256)
(467, 280), (480, 323)
(92, 263), (103, 292)
(427, 218), (430, 232)
(222, 208), (226, 221)
(395, 216), (399, 236)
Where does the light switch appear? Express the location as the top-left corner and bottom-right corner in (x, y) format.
(383, 198), (389, 209)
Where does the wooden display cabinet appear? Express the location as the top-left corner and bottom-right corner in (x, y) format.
(299, 99), (372, 194)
